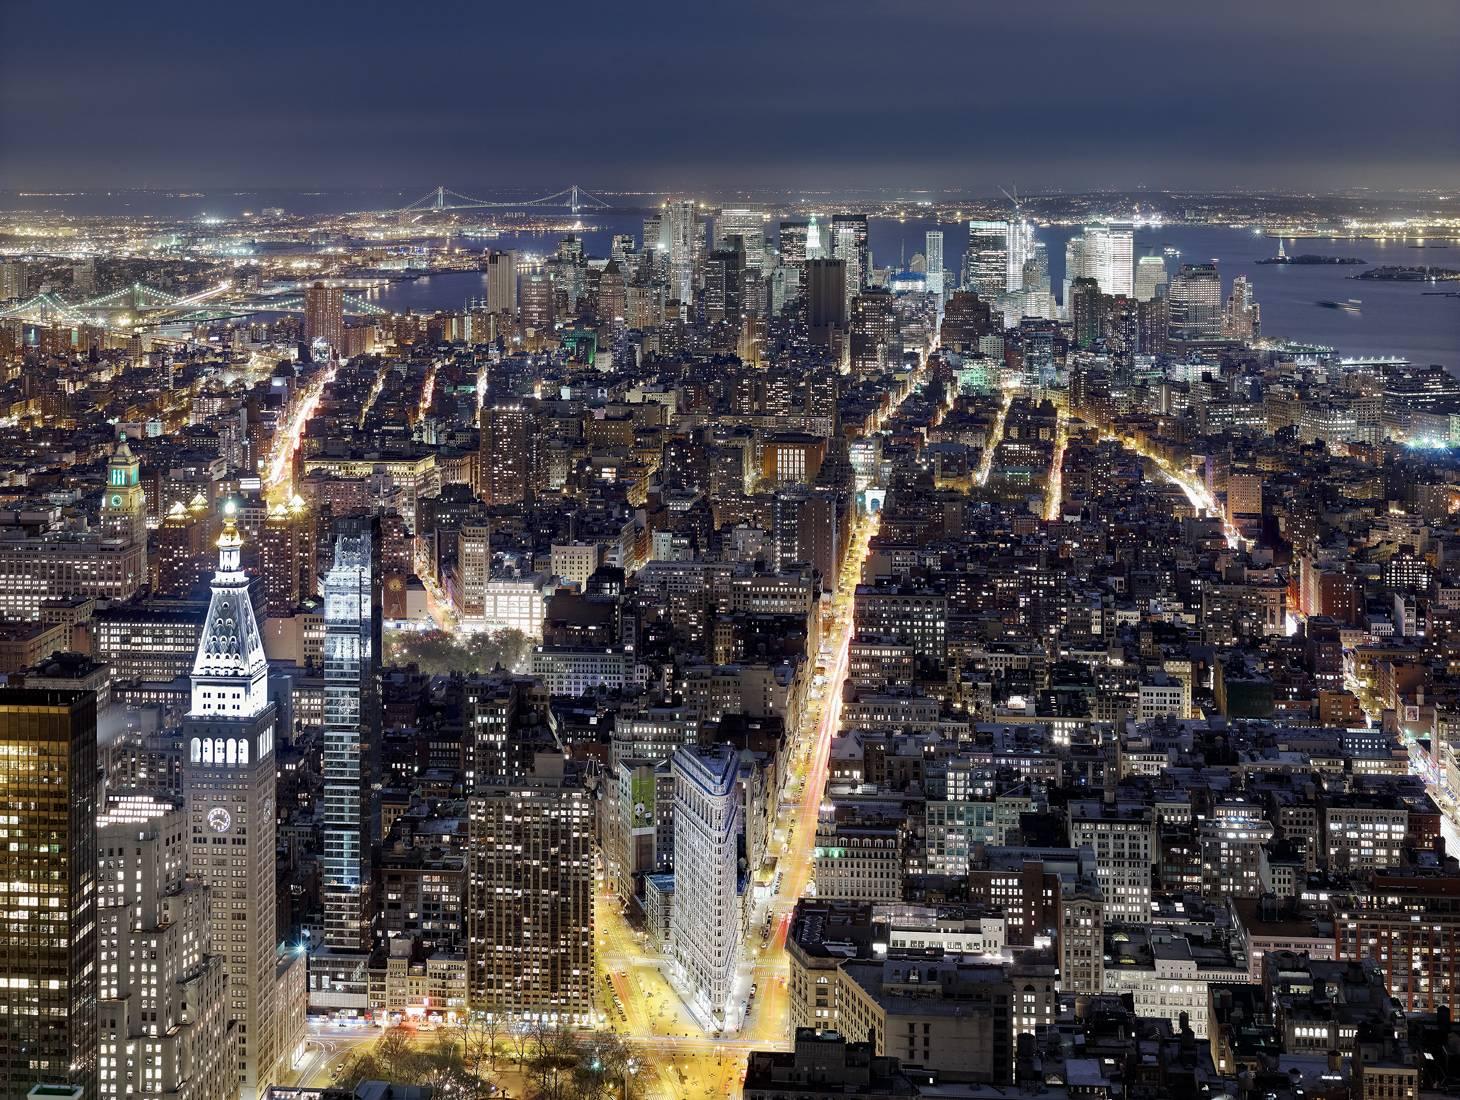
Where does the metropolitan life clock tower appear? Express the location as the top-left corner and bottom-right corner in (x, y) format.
(182, 504), (288, 1100)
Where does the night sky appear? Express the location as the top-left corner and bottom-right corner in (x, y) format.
(2, 0), (1456, 193)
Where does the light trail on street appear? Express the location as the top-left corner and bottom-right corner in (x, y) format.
(589, 362), (921, 1098)
(591, 494), (884, 1098)
(358, 360), (389, 428)
(1044, 407), (1069, 521)
(264, 363), (334, 503)
(1100, 428), (1242, 548)
(417, 362), (438, 420)
(976, 381), (1017, 487)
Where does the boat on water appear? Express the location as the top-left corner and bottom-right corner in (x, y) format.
(1315, 299), (1362, 313)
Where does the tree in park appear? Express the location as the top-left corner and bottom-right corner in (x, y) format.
(384, 628), (532, 676)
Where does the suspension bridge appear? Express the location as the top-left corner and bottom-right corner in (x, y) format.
(0, 281), (234, 328)
(388, 184), (611, 217)
(0, 292), (92, 326)
(74, 282), (208, 311)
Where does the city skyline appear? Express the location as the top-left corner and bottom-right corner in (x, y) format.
(2, 1), (1457, 193)
(0, 189), (1458, 1097)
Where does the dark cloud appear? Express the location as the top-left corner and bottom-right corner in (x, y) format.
(1, 0), (1456, 192)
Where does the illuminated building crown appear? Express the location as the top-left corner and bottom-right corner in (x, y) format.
(189, 502), (269, 717)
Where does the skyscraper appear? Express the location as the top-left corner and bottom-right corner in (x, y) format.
(704, 242), (745, 324)
(1134, 253), (1168, 301)
(1223, 275), (1261, 341)
(1019, 316), (1059, 387)
(938, 291), (994, 353)
(1021, 241), (1051, 319)
(777, 221), (810, 307)
(1063, 233), (1087, 314)
(716, 208), (766, 275)
(830, 214), (869, 310)
(516, 265), (554, 334)
(479, 400), (536, 505)
(963, 221), (1007, 302)
(779, 221), (809, 266)
(849, 288), (898, 376)
(258, 498), (315, 616)
(0, 260), (26, 301)
(303, 282), (344, 352)
(321, 516), (382, 952)
(1067, 222), (1134, 298)
(96, 795), (233, 1100)
(0, 517), (147, 620)
(804, 214), (825, 260)
(1070, 277), (1106, 349)
(155, 497), (210, 597)
(1138, 296), (1169, 357)
(1167, 262), (1224, 346)
(804, 258), (847, 348)
(596, 258), (627, 325)
(669, 746), (741, 1029)
(182, 509), (288, 1100)
(1099, 221), (1134, 296)
(772, 487), (845, 592)
(1005, 218), (1034, 293)
(609, 233), (635, 268)
(454, 519), (491, 621)
(641, 213), (662, 253)
(466, 754), (594, 1025)
(924, 230), (945, 300)
(484, 250), (517, 315)
(0, 688), (98, 1100)
(663, 199), (699, 303)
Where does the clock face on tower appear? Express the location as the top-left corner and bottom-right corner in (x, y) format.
(110, 494), (122, 507)
(207, 806), (232, 833)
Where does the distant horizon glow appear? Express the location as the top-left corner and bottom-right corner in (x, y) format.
(2, 1), (1457, 193)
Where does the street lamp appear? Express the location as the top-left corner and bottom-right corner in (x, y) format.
(623, 1057), (637, 1099)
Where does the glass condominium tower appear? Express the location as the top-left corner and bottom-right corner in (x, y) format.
(321, 516), (382, 952)
(0, 688), (98, 1100)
